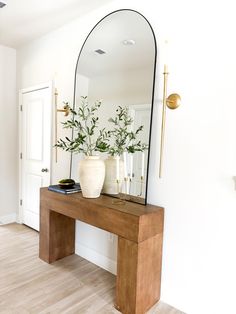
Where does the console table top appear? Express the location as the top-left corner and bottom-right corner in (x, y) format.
(40, 188), (164, 243)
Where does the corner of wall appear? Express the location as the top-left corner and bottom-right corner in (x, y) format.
(0, 213), (17, 225)
(75, 240), (117, 275)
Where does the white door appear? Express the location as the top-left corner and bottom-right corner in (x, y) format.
(19, 83), (52, 231)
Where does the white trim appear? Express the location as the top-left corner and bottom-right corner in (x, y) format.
(20, 81), (52, 94)
(75, 241), (117, 275)
(0, 213), (17, 225)
(18, 89), (23, 224)
(18, 81), (53, 224)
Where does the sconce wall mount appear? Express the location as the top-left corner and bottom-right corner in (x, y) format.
(55, 87), (71, 162)
(159, 65), (181, 178)
(166, 93), (181, 110)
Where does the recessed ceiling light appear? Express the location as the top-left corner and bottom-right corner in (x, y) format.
(0, 1), (7, 8)
(122, 39), (136, 46)
(95, 49), (106, 55)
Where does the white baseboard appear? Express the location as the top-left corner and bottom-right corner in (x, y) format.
(75, 241), (117, 275)
(0, 213), (17, 225)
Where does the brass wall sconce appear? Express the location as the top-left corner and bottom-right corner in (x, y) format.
(55, 87), (70, 162)
(159, 65), (181, 178)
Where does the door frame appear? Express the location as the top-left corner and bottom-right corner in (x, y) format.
(18, 81), (53, 224)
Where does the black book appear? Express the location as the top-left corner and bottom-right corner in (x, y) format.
(48, 183), (81, 194)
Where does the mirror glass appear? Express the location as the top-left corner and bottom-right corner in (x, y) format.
(70, 9), (156, 204)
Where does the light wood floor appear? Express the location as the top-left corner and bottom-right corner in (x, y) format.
(0, 223), (185, 314)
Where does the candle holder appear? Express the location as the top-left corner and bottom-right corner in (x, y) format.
(128, 176), (132, 195)
(137, 176), (144, 197)
(124, 177), (128, 194)
(112, 179), (126, 205)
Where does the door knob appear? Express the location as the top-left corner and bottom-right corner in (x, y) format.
(41, 168), (49, 173)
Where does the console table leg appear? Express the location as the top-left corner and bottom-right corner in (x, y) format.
(116, 233), (163, 314)
(39, 205), (75, 263)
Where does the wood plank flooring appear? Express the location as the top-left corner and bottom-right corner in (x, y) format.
(0, 224), (185, 314)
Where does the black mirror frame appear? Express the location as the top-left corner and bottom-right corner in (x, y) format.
(69, 8), (157, 205)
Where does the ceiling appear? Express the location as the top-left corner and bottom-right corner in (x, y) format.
(78, 10), (156, 77)
(0, 0), (113, 48)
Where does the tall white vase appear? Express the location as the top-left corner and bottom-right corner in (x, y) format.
(102, 156), (124, 195)
(78, 156), (105, 198)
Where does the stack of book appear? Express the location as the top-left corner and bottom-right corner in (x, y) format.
(48, 183), (81, 194)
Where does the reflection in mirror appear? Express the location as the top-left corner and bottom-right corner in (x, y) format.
(70, 9), (156, 204)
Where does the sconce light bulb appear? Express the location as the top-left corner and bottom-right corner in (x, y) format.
(163, 39), (169, 67)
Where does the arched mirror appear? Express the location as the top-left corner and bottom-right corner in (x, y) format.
(70, 9), (156, 205)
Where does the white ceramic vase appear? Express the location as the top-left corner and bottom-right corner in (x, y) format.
(78, 156), (105, 198)
(102, 156), (124, 195)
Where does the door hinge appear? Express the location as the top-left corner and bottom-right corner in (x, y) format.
(20, 152), (22, 159)
(20, 105), (23, 112)
(20, 199), (23, 206)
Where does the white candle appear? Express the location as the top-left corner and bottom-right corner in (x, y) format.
(123, 152), (127, 178)
(116, 156), (120, 181)
(141, 152), (145, 177)
(163, 39), (169, 68)
(130, 154), (133, 181)
(54, 72), (58, 89)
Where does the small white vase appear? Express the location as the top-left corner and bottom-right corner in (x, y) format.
(103, 156), (124, 195)
(78, 156), (105, 198)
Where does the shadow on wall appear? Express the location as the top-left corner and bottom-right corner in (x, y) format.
(233, 176), (236, 190)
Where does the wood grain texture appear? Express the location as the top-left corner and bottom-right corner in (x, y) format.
(116, 237), (138, 313)
(39, 188), (164, 313)
(136, 233), (163, 312)
(40, 188), (164, 243)
(116, 234), (163, 314)
(39, 206), (75, 263)
(0, 223), (185, 314)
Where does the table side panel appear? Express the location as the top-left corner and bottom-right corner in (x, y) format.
(39, 204), (75, 263)
(116, 237), (138, 314)
(39, 203), (50, 263)
(138, 209), (164, 242)
(136, 233), (163, 313)
(40, 189), (139, 242)
(115, 232), (163, 314)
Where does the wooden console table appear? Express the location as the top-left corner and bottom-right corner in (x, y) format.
(39, 188), (164, 314)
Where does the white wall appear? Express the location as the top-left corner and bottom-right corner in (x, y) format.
(0, 45), (17, 224)
(17, 0), (236, 313)
(88, 67), (153, 106)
